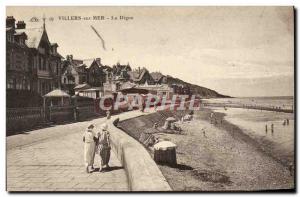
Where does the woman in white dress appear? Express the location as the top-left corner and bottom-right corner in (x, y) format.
(83, 123), (97, 173)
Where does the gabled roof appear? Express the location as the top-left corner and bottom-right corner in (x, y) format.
(15, 27), (44, 48)
(128, 68), (148, 82)
(102, 65), (112, 71)
(76, 64), (87, 68)
(74, 64), (87, 73)
(82, 59), (94, 67)
(6, 27), (14, 32)
(62, 64), (78, 76)
(150, 72), (164, 82)
(82, 59), (98, 69)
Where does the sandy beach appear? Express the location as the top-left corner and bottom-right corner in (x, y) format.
(118, 108), (294, 191)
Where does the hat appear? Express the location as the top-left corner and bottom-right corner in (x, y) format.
(101, 123), (108, 131)
(87, 123), (94, 129)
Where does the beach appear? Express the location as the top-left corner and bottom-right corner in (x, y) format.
(211, 107), (294, 169)
(118, 107), (294, 191)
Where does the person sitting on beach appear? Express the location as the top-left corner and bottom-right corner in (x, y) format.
(96, 123), (111, 172)
(83, 123), (98, 173)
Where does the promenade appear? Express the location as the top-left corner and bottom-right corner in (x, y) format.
(6, 110), (149, 192)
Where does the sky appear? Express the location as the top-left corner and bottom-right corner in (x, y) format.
(6, 6), (294, 97)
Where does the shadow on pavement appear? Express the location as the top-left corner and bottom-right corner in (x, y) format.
(92, 166), (124, 173)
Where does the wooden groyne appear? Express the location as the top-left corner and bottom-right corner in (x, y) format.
(204, 103), (294, 113)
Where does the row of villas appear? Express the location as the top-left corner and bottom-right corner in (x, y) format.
(6, 16), (189, 108)
(61, 54), (176, 99)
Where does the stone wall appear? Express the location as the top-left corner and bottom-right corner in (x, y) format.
(107, 117), (171, 191)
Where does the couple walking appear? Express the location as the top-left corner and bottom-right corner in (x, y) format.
(83, 122), (111, 173)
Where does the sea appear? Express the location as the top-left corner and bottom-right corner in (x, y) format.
(203, 96), (294, 110)
(204, 96), (294, 167)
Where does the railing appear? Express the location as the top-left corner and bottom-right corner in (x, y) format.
(6, 97), (140, 133)
(76, 105), (98, 121)
(6, 107), (44, 133)
(49, 106), (74, 123)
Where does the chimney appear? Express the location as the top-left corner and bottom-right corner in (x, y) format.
(96, 58), (101, 65)
(6, 16), (16, 29)
(16, 21), (26, 29)
(66, 55), (73, 62)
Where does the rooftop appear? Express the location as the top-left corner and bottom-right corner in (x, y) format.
(44, 89), (70, 97)
(15, 27), (44, 48)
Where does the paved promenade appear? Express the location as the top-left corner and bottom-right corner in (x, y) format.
(6, 114), (134, 191)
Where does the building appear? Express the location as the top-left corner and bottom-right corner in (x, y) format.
(61, 55), (80, 95)
(128, 67), (155, 85)
(72, 58), (88, 84)
(102, 65), (113, 83)
(150, 72), (167, 84)
(72, 58), (107, 98)
(112, 62), (131, 79)
(85, 58), (106, 87)
(6, 16), (63, 97)
(6, 18), (31, 92)
(136, 84), (174, 100)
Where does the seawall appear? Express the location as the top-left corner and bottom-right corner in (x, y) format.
(106, 111), (171, 191)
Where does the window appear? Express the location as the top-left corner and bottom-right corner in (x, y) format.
(44, 59), (47, 71)
(10, 52), (14, 68)
(16, 78), (21, 90)
(7, 33), (13, 42)
(32, 56), (35, 69)
(39, 56), (42, 70)
(42, 58), (45, 70)
(56, 62), (59, 74)
(22, 78), (26, 90)
(7, 78), (15, 89)
(6, 51), (10, 67)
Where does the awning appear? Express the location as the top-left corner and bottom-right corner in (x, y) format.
(119, 87), (149, 94)
(74, 83), (91, 90)
(43, 89), (70, 97)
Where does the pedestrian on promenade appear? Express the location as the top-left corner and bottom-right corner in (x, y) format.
(265, 124), (268, 134)
(287, 118), (290, 125)
(83, 123), (97, 173)
(106, 110), (111, 120)
(96, 123), (111, 172)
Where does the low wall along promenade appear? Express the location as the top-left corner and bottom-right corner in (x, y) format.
(106, 111), (172, 191)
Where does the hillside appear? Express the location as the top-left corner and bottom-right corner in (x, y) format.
(165, 75), (230, 98)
